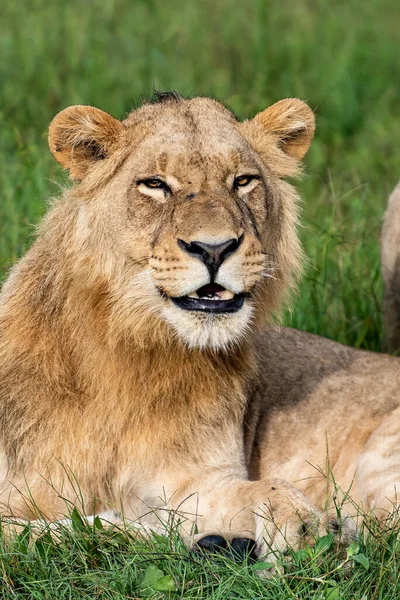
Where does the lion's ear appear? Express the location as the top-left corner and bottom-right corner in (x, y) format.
(241, 99), (315, 178)
(48, 105), (124, 180)
(253, 98), (315, 160)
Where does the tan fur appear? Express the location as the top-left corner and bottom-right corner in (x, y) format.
(382, 182), (400, 352)
(252, 182), (400, 522)
(0, 94), (346, 558)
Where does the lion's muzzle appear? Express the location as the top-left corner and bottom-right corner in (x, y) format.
(172, 235), (245, 313)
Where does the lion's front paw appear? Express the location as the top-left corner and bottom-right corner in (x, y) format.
(326, 514), (358, 546)
(190, 532), (258, 562)
(255, 506), (357, 562)
(253, 482), (358, 561)
(186, 516), (356, 566)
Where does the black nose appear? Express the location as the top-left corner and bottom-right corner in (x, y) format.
(178, 235), (243, 277)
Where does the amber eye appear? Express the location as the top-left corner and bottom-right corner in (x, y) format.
(137, 178), (171, 193)
(234, 175), (258, 189)
(144, 179), (164, 188)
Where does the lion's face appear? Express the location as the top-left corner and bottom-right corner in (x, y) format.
(48, 94), (315, 350)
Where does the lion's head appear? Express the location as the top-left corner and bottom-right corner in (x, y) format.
(48, 93), (314, 350)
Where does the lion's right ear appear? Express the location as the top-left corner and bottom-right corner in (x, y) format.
(48, 106), (124, 180)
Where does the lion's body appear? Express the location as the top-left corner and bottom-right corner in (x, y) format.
(0, 94), (331, 556)
(250, 183), (400, 520)
(252, 327), (400, 517)
(1, 92), (395, 555)
(382, 183), (400, 352)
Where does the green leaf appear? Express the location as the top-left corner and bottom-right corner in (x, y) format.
(325, 585), (340, 600)
(353, 553), (369, 570)
(109, 532), (128, 546)
(153, 575), (176, 592)
(17, 524), (31, 541)
(71, 507), (86, 533)
(315, 533), (334, 555)
(141, 565), (177, 592)
(150, 530), (168, 544)
(93, 515), (104, 531)
(346, 541), (360, 558)
(142, 564), (165, 587)
(294, 549), (309, 562)
(252, 561), (275, 571)
(35, 531), (55, 559)
(17, 524), (31, 554)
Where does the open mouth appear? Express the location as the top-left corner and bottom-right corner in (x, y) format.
(171, 283), (245, 314)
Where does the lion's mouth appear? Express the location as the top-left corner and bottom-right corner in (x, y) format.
(171, 284), (245, 314)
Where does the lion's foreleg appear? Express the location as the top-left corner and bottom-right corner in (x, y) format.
(167, 474), (355, 560)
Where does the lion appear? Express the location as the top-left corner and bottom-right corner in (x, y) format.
(0, 92), (351, 560)
(250, 181), (400, 523)
(382, 182), (400, 353)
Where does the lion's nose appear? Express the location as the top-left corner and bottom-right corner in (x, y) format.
(178, 235), (243, 276)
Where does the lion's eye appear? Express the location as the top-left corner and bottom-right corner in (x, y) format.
(137, 178), (171, 195)
(234, 175), (259, 189)
(137, 178), (171, 193)
(146, 180), (164, 188)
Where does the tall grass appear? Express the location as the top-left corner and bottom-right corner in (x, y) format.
(1, 0), (400, 596)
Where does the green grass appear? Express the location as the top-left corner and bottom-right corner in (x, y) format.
(1, 513), (400, 599)
(1, 0), (400, 596)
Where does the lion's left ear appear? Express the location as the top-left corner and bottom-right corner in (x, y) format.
(241, 99), (315, 176)
(48, 105), (124, 180)
(252, 98), (315, 160)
